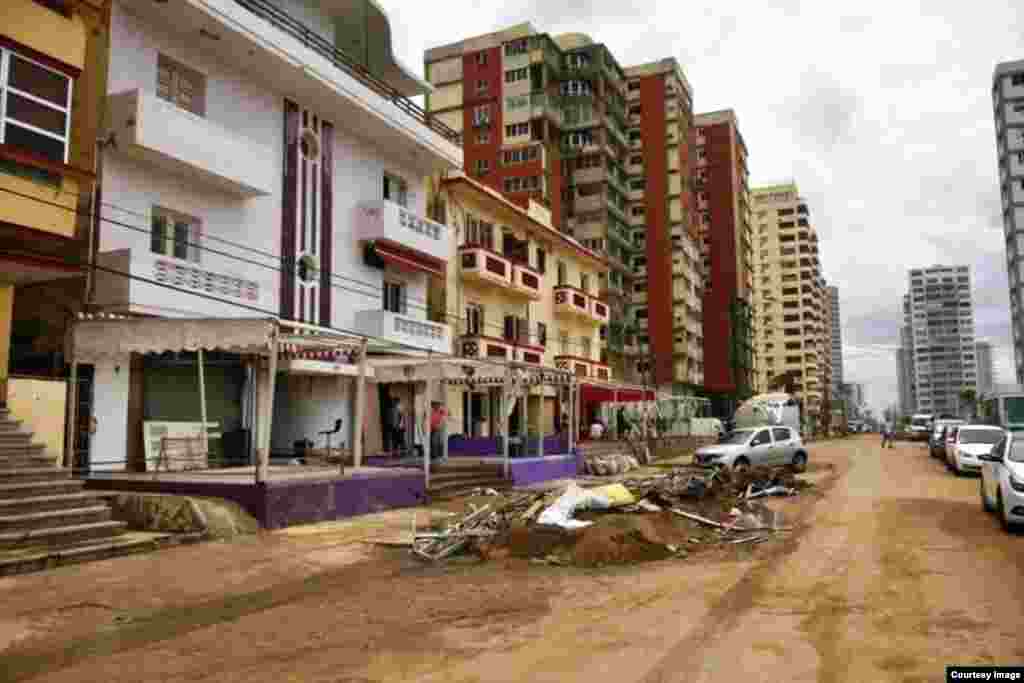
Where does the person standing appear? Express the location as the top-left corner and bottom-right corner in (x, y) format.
(392, 400), (407, 456)
(881, 422), (893, 449)
(430, 401), (448, 465)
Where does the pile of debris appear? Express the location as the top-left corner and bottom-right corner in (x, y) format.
(408, 465), (810, 567)
(582, 453), (641, 476)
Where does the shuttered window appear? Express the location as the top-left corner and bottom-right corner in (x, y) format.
(157, 54), (205, 116)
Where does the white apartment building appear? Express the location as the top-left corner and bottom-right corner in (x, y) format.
(828, 285), (843, 400)
(85, 0), (461, 469)
(976, 340), (996, 396)
(904, 266), (978, 415)
(752, 183), (827, 419)
(993, 59), (1024, 384)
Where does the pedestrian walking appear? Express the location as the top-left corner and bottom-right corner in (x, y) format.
(881, 422), (894, 449)
(429, 401), (448, 465)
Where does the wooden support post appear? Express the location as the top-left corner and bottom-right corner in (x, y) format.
(537, 381), (545, 458)
(352, 338), (368, 470)
(502, 382), (511, 479)
(197, 348), (209, 459)
(424, 376), (437, 489)
(257, 334), (278, 483)
(65, 360), (79, 470)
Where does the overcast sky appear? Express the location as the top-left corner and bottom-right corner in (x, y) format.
(384, 0), (1024, 416)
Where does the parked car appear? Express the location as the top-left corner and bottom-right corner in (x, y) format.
(979, 431), (1024, 531)
(943, 425), (1003, 475)
(694, 425), (808, 472)
(943, 426), (961, 466)
(930, 420), (966, 458)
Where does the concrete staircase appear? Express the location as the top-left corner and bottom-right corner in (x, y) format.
(0, 408), (166, 576)
(577, 440), (636, 459)
(427, 461), (512, 499)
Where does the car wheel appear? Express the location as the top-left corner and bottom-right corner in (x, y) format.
(981, 479), (994, 513)
(997, 491), (1021, 533)
(791, 452), (808, 473)
(733, 457), (750, 473)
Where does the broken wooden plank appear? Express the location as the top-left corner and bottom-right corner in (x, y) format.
(670, 508), (728, 529)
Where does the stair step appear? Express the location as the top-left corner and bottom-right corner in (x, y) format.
(429, 469), (505, 483)
(0, 520), (126, 550)
(0, 532), (171, 577)
(0, 457), (57, 469)
(0, 505), (111, 531)
(0, 479), (85, 500)
(0, 422), (24, 432)
(0, 468), (71, 483)
(429, 477), (511, 497)
(0, 492), (103, 515)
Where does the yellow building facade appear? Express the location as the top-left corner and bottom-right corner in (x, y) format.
(431, 171), (610, 438)
(1, 0), (108, 408)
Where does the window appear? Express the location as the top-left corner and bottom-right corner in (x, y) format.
(560, 80), (592, 97)
(0, 48), (73, 164)
(631, 206), (645, 216)
(503, 175), (540, 192)
(157, 54), (205, 117)
(465, 215), (494, 248)
(466, 303), (484, 336)
(473, 104), (490, 125)
(505, 122), (530, 138)
(1012, 73), (1024, 87)
(566, 53), (591, 69)
(560, 330), (569, 354)
(382, 173), (408, 207)
(476, 131), (489, 144)
(502, 146), (539, 164)
(476, 79), (488, 94)
(629, 179), (644, 190)
(564, 130), (594, 148)
(383, 281), (407, 314)
(1013, 103), (1024, 114)
(628, 81), (640, 91)
(557, 261), (567, 286)
(475, 52), (487, 66)
(536, 247), (546, 274)
(475, 159), (490, 175)
(580, 273), (590, 293)
(581, 336), (592, 359)
(629, 154), (643, 165)
(151, 207), (200, 263)
(504, 67), (528, 83)
(504, 39), (528, 56)
(537, 322), (547, 347)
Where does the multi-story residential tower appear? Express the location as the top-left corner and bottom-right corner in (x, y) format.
(424, 29), (704, 390)
(993, 59), (1024, 384)
(84, 0), (461, 470)
(624, 59), (702, 390)
(827, 285), (843, 400)
(692, 110), (753, 415)
(976, 340), (996, 396)
(752, 183), (827, 422)
(904, 266), (977, 414)
(822, 280), (834, 413)
(897, 304), (917, 416)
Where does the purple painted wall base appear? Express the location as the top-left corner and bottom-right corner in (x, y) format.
(83, 473), (426, 530)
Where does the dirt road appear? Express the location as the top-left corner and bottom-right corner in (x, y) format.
(2, 437), (1023, 682)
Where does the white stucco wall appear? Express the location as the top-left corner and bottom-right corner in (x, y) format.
(90, 360), (130, 471)
(271, 374), (352, 453)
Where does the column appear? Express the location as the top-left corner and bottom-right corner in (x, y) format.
(352, 339), (369, 470)
(538, 381), (545, 458)
(257, 335), (278, 483)
(0, 284), (12, 407)
(424, 376), (436, 489)
(197, 348), (209, 458)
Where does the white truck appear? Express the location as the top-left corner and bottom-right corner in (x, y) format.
(909, 413), (935, 442)
(732, 393), (802, 434)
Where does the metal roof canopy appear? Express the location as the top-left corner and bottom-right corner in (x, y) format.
(368, 356), (576, 386)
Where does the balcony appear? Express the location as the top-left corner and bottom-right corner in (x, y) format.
(510, 263), (544, 300)
(459, 335), (513, 361)
(555, 355), (592, 378)
(459, 246), (512, 289)
(553, 285), (592, 319)
(105, 90), (275, 197)
(592, 363), (612, 381)
(353, 310), (450, 354)
(94, 248), (268, 318)
(356, 200), (450, 274)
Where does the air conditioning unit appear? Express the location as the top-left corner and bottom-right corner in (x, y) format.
(363, 242), (386, 270)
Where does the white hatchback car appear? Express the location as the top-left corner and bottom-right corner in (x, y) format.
(979, 430), (1024, 532)
(945, 425), (1004, 475)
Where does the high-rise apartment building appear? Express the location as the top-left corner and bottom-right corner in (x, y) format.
(827, 286), (844, 400)
(692, 110), (754, 413)
(976, 340), (996, 396)
(752, 183), (827, 420)
(424, 28), (703, 389)
(993, 59), (1024, 384)
(897, 312), (917, 417)
(903, 266), (978, 414)
(822, 281), (834, 409)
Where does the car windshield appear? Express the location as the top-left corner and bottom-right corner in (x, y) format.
(720, 430), (755, 445)
(958, 429), (1002, 445)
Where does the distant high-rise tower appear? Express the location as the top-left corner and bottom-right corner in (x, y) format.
(828, 286), (843, 400)
(904, 266), (978, 415)
(975, 340), (996, 396)
(993, 59), (1024, 385)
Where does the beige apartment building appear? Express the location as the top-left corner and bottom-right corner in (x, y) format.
(751, 183), (827, 421)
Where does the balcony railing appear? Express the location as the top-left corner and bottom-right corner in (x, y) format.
(354, 310), (450, 354)
(555, 355), (592, 378)
(553, 285), (591, 319)
(234, 0), (459, 142)
(460, 245), (514, 289)
(460, 335), (512, 361)
(510, 263), (543, 300)
(356, 200), (451, 265)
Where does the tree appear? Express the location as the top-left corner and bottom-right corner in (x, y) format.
(959, 388), (977, 419)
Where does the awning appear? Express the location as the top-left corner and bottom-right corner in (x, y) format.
(373, 240), (445, 278)
(72, 317), (277, 363)
(580, 384), (656, 404)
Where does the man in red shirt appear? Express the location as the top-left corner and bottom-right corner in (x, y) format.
(429, 401), (448, 464)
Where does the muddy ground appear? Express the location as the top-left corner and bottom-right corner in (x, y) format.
(1, 437), (1022, 682)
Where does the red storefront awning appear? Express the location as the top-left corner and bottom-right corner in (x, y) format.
(373, 240), (445, 278)
(579, 384), (655, 404)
